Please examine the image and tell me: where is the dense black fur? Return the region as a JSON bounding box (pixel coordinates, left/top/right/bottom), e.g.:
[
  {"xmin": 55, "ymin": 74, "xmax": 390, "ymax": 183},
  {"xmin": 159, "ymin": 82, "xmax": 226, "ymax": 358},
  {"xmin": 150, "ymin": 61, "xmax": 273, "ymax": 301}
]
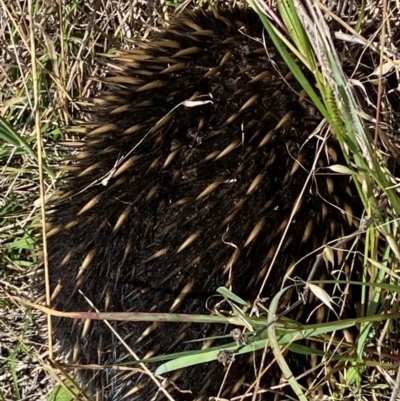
[{"xmin": 48, "ymin": 7, "xmax": 358, "ymax": 400}]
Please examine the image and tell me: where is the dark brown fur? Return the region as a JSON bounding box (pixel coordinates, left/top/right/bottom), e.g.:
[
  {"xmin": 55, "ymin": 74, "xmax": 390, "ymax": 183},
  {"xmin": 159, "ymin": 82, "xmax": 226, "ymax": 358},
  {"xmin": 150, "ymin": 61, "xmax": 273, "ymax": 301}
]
[{"xmin": 48, "ymin": 7, "xmax": 358, "ymax": 400}]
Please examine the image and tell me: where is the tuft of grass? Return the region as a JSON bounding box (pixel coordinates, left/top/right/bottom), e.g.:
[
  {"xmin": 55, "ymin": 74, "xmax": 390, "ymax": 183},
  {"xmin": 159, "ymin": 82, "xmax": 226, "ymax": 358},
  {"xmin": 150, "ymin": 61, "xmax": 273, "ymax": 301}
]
[
  {"xmin": 247, "ymin": 0, "xmax": 400, "ymax": 398},
  {"xmin": 0, "ymin": 0, "xmax": 179, "ymax": 399}
]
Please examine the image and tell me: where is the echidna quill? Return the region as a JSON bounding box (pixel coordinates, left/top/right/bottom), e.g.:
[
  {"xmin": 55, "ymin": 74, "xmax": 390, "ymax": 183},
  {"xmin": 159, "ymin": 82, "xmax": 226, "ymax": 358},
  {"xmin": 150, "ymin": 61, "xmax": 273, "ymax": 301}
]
[{"xmin": 47, "ymin": 6, "xmax": 359, "ymax": 401}]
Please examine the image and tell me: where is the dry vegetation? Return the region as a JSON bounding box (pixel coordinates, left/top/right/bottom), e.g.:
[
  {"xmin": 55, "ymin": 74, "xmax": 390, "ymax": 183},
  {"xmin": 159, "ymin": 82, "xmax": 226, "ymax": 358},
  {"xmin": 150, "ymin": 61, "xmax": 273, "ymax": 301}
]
[{"xmin": 1, "ymin": 0, "xmax": 400, "ymax": 400}]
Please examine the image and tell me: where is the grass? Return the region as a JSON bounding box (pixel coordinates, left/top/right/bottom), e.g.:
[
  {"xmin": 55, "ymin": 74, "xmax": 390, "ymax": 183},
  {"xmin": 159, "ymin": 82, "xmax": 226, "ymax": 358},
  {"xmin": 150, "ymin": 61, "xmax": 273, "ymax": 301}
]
[
  {"xmin": 1, "ymin": 0, "xmax": 400, "ymax": 400},
  {"xmin": 250, "ymin": 0, "xmax": 400, "ymax": 398},
  {"xmin": 1, "ymin": 1, "xmax": 173, "ymax": 399},
  {"xmin": 249, "ymin": 0, "xmax": 400, "ymax": 398}
]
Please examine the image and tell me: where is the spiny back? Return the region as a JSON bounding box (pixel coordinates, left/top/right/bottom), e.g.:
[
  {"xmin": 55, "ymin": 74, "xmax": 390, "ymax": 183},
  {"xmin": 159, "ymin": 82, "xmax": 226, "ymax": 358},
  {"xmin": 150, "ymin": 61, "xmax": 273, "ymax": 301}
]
[{"xmin": 47, "ymin": 7, "xmax": 357, "ymax": 400}]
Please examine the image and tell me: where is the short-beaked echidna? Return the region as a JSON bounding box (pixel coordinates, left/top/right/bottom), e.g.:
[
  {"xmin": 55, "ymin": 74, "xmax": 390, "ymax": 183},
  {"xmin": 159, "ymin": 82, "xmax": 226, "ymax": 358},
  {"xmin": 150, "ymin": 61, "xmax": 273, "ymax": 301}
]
[{"xmin": 47, "ymin": 6, "xmax": 359, "ymax": 401}]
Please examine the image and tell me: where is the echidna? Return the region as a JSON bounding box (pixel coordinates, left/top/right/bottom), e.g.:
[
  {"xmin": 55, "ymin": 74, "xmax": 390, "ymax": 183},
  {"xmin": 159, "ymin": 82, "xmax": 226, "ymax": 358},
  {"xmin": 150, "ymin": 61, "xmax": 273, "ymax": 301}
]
[{"xmin": 47, "ymin": 6, "xmax": 359, "ymax": 401}]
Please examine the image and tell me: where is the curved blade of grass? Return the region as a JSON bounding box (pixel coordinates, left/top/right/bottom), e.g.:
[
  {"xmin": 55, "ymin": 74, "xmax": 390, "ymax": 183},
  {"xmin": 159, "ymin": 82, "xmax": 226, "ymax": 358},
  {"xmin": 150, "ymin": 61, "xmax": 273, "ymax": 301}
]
[
  {"xmin": 267, "ymin": 285, "xmax": 307, "ymax": 401},
  {"xmin": 216, "ymin": 286, "xmax": 250, "ymax": 306},
  {"xmin": 0, "ymin": 117, "xmax": 54, "ymax": 177},
  {"xmin": 155, "ymin": 338, "xmax": 269, "ymax": 375}
]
